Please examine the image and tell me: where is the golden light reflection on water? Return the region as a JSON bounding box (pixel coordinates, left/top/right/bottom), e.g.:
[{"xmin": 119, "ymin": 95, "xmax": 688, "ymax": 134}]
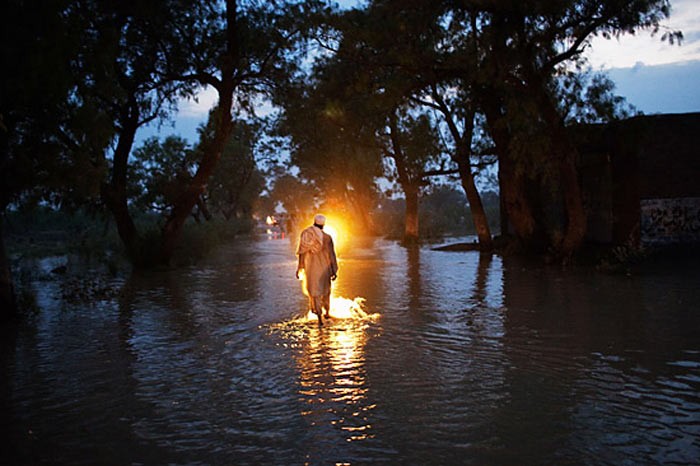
[
  {"xmin": 268, "ymin": 297, "xmax": 379, "ymax": 444},
  {"xmin": 302, "ymin": 296, "xmax": 375, "ymax": 322}
]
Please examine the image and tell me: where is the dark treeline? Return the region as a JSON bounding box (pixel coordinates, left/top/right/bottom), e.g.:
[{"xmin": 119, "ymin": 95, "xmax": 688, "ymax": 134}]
[
  {"xmin": 375, "ymin": 187, "xmax": 501, "ymax": 241},
  {"xmin": 1, "ymin": 0, "xmax": 681, "ymax": 318}
]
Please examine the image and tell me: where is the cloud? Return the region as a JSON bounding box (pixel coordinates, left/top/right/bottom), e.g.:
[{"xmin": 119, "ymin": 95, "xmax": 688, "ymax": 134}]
[
  {"xmin": 178, "ymin": 85, "xmax": 219, "ymax": 117},
  {"xmin": 585, "ymin": 0, "xmax": 700, "ymax": 69}
]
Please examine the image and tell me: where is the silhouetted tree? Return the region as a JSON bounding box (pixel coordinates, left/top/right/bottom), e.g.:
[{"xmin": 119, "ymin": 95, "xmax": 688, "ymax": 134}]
[
  {"xmin": 202, "ymin": 120, "xmax": 265, "ymax": 221},
  {"xmin": 336, "ymin": 0, "xmax": 678, "ymax": 259}
]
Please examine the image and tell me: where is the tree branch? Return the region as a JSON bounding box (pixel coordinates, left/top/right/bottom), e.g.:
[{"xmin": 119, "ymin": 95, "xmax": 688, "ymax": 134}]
[
  {"xmin": 542, "ymin": 16, "xmax": 610, "ymax": 71},
  {"xmin": 421, "ymin": 168, "xmax": 459, "ymax": 177},
  {"xmin": 172, "ymin": 72, "xmax": 222, "ymax": 91}
]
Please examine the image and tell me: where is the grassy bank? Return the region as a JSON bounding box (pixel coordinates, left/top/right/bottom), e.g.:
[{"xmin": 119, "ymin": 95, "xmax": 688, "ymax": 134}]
[{"xmin": 4, "ymin": 208, "xmax": 255, "ymax": 268}]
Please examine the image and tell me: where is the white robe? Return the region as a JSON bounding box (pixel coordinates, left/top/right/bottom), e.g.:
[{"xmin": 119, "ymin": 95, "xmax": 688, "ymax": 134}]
[{"xmin": 296, "ymin": 226, "xmax": 338, "ymax": 311}]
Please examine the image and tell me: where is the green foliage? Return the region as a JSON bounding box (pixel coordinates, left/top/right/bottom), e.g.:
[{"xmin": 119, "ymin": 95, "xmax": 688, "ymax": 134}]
[
  {"xmin": 130, "ymin": 136, "xmax": 196, "ymax": 213},
  {"xmin": 170, "ymin": 219, "xmax": 246, "ymax": 265},
  {"xmin": 419, "ymin": 185, "xmax": 470, "ymax": 239},
  {"xmin": 1, "ymin": 0, "xmax": 203, "ymax": 213},
  {"xmin": 198, "ymin": 118, "xmax": 265, "ymax": 221},
  {"xmin": 373, "ymin": 186, "xmax": 501, "ymax": 240},
  {"xmin": 4, "ymin": 208, "xmax": 120, "ymax": 259},
  {"xmin": 1, "ymin": 0, "xmax": 108, "ymax": 210},
  {"xmin": 129, "ymin": 114, "xmax": 265, "ymax": 227},
  {"xmin": 386, "ymin": 111, "xmax": 445, "ymax": 187},
  {"xmin": 269, "ymin": 173, "xmax": 318, "ymax": 231},
  {"xmin": 559, "ymin": 64, "xmax": 640, "ymax": 124},
  {"xmin": 276, "ymin": 77, "xmax": 383, "ymax": 207},
  {"xmin": 4, "ymin": 206, "xmax": 254, "ymax": 270}
]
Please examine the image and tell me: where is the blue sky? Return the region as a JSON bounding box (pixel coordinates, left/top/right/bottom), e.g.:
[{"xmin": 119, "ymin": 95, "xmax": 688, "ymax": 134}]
[
  {"xmin": 584, "ymin": 0, "xmax": 700, "ymax": 114},
  {"xmin": 138, "ymin": 0, "xmax": 700, "ymax": 145}
]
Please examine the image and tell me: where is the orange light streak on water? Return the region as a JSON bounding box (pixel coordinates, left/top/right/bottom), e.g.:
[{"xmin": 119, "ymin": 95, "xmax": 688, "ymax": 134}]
[{"xmin": 303, "ymin": 296, "xmax": 377, "ymax": 322}]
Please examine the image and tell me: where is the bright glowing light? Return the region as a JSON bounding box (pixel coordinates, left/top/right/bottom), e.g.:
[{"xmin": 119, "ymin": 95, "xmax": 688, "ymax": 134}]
[
  {"xmin": 266, "ymin": 215, "xmax": 275, "ymax": 225},
  {"xmin": 319, "ymin": 214, "xmax": 350, "ymax": 251},
  {"xmin": 304, "ymin": 296, "xmax": 378, "ymax": 322},
  {"xmin": 324, "ymin": 224, "xmax": 338, "ymax": 243},
  {"xmin": 297, "ymin": 269, "xmax": 309, "ymax": 299}
]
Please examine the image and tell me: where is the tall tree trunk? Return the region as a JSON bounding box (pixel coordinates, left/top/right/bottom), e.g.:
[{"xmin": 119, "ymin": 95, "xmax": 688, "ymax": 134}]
[
  {"xmin": 431, "ymin": 89, "xmax": 492, "ymax": 250},
  {"xmin": 457, "ymin": 161, "xmax": 492, "ymax": 250},
  {"xmin": 344, "ymin": 187, "xmax": 374, "ymax": 235},
  {"xmin": 159, "ymin": 103, "xmax": 233, "ymax": 262},
  {"xmin": 196, "ymin": 195, "xmax": 213, "ymax": 221},
  {"xmin": 387, "ymin": 112, "xmax": 420, "ymax": 243},
  {"xmin": 158, "ymin": 0, "xmax": 238, "ymax": 264},
  {"xmin": 529, "ymin": 78, "xmax": 586, "ymax": 258},
  {"xmin": 558, "ymin": 150, "xmax": 586, "ymax": 256},
  {"xmin": 481, "ymin": 95, "xmax": 539, "ymax": 248},
  {"xmin": 480, "ymin": 13, "xmax": 547, "ymax": 251},
  {"xmin": 404, "ymin": 184, "xmax": 419, "ymax": 243},
  {"xmin": 102, "ymin": 99, "xmax": 143, "ymax": 266}
]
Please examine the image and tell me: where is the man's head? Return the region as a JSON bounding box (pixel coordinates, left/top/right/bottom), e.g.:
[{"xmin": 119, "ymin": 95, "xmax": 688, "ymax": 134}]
[{"xmin": 313, "ymin": 214, "xmax": 326, "ymax": 229}]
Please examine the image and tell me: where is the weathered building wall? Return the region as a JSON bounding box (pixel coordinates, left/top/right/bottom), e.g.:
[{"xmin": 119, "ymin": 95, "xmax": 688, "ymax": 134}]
[
  {"xmin": 640, "ymin": 197, "xmax": 700, "ymax": 244},
  {"xmin": 577, "ymin": 112, "xmax": 700, "ymax": 246}
]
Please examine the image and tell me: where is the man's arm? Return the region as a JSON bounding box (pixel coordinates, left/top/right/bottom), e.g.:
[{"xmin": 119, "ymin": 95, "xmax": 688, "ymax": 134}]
[
  {"xmin": 296, "ymin": 253, "xmax": 304, "ymax": 279},
  {"xmin": 329, "ymin": 237, "xmax": 338, "ymax": 280}
]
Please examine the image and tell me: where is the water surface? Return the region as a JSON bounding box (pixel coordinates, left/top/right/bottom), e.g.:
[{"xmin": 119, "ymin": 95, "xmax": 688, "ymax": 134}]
[{"xmin": 2, "ymin": 237, "xmax": 699, "ymax": 465}]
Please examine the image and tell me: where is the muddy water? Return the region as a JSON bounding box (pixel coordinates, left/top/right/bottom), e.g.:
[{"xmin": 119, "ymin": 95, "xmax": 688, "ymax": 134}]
[{"xmin": 2, "ymin": 237, "xmax": 699, "ymax": 465}]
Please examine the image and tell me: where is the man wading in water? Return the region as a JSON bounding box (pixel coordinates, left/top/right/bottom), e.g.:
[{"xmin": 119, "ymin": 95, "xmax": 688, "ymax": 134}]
[{"xmin": 296, "ymin": 214, "xmax": 338, "ymax": 325}]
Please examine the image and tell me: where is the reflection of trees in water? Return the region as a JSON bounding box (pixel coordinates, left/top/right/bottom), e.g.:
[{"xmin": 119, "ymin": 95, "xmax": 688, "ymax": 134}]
[
  {"xmin": 359, "ymin": 249, "xmax": 510, "ymax": 463},
  {"xmin": 115, "ymin": 267, "xmax": 254, "ymax": 454},
  {"xmin": 114, "ymin": 276, "xmax": 177, "ymax": 463},
  {"xmin": 494, "ymin": 260, "xmax": 695, "ymax": 463},
  {"xmin": 406, "ymin": 245, "xmax": 422, "ymax": 308},
  {"xmin": 495, "ymin": 260, "xmax": 592, "ymax": 459},
  {"xmin": 470, "ymin": 252, "xmax": 492, "ymax": 306},
  {"xmin": 201, "ymin": 242, "xmax": 261, "ymax": 304},
  {"xmin": 328, "ymin": 236, "xmax": 388, "ymax": 316}
]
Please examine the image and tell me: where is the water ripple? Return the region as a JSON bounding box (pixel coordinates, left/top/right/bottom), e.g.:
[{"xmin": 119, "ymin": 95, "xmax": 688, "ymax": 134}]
[{"xmin": 4, "ymin": 239, "xmax": 700, "ymax": 465}]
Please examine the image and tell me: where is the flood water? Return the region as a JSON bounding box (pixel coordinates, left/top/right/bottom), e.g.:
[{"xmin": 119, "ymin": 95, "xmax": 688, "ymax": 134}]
[{"xmin": 2, "ymin": 236, "xmax": 700, "ymax": 465}]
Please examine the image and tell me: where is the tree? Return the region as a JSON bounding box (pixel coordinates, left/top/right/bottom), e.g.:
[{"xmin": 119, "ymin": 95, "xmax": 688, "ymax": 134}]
[
  {"xmin": 269, "ymin": 173, "xmax": 318, "ymax": 232},
  {"xmin": 203, "ymin": 120, "xmax": 265, "ymax": 222},
  {"xmin": 60, "ymin": 0, "xmax": 322, "ymax": 266},
  {"xmin": 130, "ymin": 136, "xmax": 196, "ymax": 215},
  {"xmin": 130, "ymin": 117, "xmax": 266, "ymax": 227},
  {"xmin": 49, "ymin": 0, "xmax": 202, "ymax": 266},
  {"xmin": 383, "ymin": 110, "xmax": 445, "ymax": 243},
  {"xmin": 274, "ymin": 78, "xmax": 384, "ymax": 235},
  {"xmin": 475, "ymin": 0, "xmax": 678, "ymax": 258},
  {"xmin": 277, "ymin": 5, "xmax": 463, "ymax": 243},
  {"xmin": 414, "ymin": 84, "xmax": 496, "ymax": 250},
  {"xmin": 420, "ymin": 184, "xmax": 469, "ymax": 238},
  {"xmin": 153, "ymin": 0, "xmax": 326, "ymax": 263},
  {"xmin": 343, "ymin": 0, "xmax": 678, "ymax": 259},
  {"xmin": 305, "ymin": 3, "xmax": 496, "ymax": 247},
  {"xmin": 1, "ymin": 0, "xmax": 99, "ymax": 318}
]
